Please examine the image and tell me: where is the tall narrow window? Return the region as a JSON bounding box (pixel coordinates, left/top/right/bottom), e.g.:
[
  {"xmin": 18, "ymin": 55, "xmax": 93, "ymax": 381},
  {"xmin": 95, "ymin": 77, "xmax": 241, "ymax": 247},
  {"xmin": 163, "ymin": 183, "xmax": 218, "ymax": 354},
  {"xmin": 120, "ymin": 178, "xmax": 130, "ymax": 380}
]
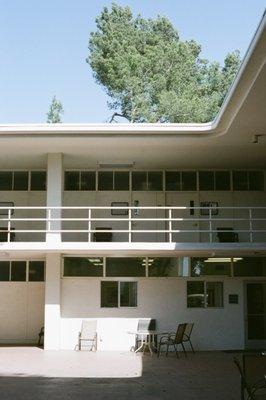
[
  {"xmin": 199, "ymin": 171, "xmax": 214, "ymax": 191},
  {"xmin": 147, "ymin": 172, "xmax": 163, "ymax": 191},
  {"xmin": 181, "ymin": 171, "xmax": 197, "ymax": 191},
  {"xmin": 132, "ymin": 172, "xmax": 147, "ymax": 190},
  {"xmin": 31, "ymin": 171, "xmax": 46, "ymax": 191},
  {"xmin": 98, "ymin": 171, "xmax": 113, "ymax": 190},
  {"xmin": 11, "ymin": 261, "xmax": 26, "ymax": 281},
  {"xmin": 101, "ymin": 281, "xmax": 118, "ymax": 307},
  {"xmin": 0, "ymin": 261, "xmax": 10, "ymax": 281},
  {"xmin": 114, "ymin": 171, "xmax": 129, "ymax": 190},
  {"xmin": 165, "ymin": 171, "xmax": 181, "ymax": 191},
  {"xmin": 13, "ymin": 171, "xmax": 29, "ymax": 190},
  {"xmin": 80, "ymin": 171, "xmax": 96, "ymax": 191},
  {"xmin": 0, "ymin": 172, "xmax": 12, "ymax": 190},
  {"xmin": 64, "ymin": 171, "xmax": 80, "ymax": 190},
  {"xmin": 28, "ymin": 261, "xmax": 45, "ymax": 282}
]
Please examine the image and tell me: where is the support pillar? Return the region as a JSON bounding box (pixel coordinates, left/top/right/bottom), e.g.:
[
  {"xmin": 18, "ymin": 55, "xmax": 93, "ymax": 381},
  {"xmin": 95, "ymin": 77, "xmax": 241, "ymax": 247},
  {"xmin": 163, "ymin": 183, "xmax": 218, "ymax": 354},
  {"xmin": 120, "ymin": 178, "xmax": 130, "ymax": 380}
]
[
  {"xmin": 44, "ymin": 253, "xmax": 61, "ymax": 349},
  {"xmin": 46, "ymin": 153, "xmax": 63, "ymax": 244}
]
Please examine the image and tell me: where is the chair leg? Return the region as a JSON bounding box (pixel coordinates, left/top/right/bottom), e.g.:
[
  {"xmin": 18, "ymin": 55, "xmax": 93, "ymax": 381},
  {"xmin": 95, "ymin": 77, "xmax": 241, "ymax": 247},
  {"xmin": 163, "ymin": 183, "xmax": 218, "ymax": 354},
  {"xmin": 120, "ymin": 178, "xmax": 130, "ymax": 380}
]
[
  {"xmin": 166, "ymin": 344, "xmax": 169, "ymax": 357},
  {"xmin": 181, "ymin": 343, "xmax": 187, "ymax": 357},
  {"xmin": 173, "ymin": 344, "xmax": 179, "ymax": 358},
  {"xmin": 157, "ymin": 343, "xmax": 161, "ymax": 358},
  {"xmin": 189, "ymin": 339, "xmax": 195, "ymax": 354}
]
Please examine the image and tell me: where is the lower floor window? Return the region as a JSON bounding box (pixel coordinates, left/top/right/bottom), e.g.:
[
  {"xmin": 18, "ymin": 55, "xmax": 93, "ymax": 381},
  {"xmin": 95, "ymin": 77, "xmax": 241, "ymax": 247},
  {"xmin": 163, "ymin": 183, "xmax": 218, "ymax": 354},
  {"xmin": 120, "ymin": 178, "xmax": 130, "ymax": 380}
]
[
  {"xmin": 101, "ymin": 281, "xmax": 137, "ymax": 308},
  {"xmin": 187, "ymin": 281, "xmax": 223, "ymax": 308}
]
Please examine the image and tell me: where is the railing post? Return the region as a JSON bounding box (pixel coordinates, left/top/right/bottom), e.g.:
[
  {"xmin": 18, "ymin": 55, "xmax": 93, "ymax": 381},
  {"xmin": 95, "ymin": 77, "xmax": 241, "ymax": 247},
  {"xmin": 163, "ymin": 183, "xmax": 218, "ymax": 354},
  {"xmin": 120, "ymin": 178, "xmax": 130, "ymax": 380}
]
[
  {"xmin": 88, "ymin": 208, "xmax": 91, "ymax": 242},
  {"xmin": 209, "ymin": 208, "xmax": 212, "ymax": 243},
  {"xmin": 169, "ymin": 209, "xmax": 172, "ymax": 243},
  {"xmin": 249, "ymin": 208, "xmax": 253, "ymax": 243},
  {"xmin": 128, "ymin": 209, "xmax": 132, "ymax": 242},
  {"xmin": 47, "ymin": 208, "xmax": 51, "ymax": 233},
  {"xmin": 7, "ymin": 208, "xmax": 11, "ymax": 242}
]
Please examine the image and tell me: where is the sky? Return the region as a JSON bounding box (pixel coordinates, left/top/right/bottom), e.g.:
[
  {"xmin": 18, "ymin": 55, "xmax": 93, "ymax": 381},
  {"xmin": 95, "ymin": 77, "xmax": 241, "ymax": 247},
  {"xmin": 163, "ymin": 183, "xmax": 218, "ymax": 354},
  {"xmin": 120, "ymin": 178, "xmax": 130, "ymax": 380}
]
[{"xmin": 0, "ymin": 0, "xmax": 265, "ymax": 124}]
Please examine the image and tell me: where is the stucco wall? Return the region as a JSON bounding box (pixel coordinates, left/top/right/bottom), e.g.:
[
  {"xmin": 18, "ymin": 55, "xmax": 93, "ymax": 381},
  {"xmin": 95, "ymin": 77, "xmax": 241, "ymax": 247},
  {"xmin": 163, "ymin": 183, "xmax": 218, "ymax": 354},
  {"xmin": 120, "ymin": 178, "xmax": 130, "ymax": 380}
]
[{"xmin": 60, "ymin": 277, "xmax": 244, "ymax": 351}]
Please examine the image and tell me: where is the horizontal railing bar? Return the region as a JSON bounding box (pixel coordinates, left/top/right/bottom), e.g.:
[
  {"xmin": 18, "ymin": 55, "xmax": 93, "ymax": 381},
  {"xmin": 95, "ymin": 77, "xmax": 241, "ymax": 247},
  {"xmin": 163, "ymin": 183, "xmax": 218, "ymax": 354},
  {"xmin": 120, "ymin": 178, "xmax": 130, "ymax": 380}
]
[
  {"xmin": 2, "ymin": 229, "xmax": 266, "ymax": 233},
  {"xmin": 1, "ymin": 217, "xmax": 266, "ymax": 222},
  {"xmin": 0, "ymin": 206, "xmax": 266, "ymax": 210}
]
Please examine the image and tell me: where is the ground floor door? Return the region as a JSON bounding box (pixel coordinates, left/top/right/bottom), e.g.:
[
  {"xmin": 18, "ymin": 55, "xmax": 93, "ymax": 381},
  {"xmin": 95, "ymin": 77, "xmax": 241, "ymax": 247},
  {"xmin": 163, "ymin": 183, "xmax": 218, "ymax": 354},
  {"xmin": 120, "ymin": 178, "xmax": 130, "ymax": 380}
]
[{"xmin": 245, "ymin": 282, "xmax": 266, "ymax": 349}]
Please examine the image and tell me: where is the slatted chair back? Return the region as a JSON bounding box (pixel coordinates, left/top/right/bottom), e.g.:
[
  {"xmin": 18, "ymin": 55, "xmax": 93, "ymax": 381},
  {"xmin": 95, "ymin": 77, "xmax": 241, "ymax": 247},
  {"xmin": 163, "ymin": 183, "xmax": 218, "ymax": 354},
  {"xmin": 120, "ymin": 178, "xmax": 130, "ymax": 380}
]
[
  {"xmin": 184, "ymin": 323, "xmax": 194, "ymax": 340},
  {"xmin": 174, "ymin": 323, "xmax": 187, "ymax": 344}
]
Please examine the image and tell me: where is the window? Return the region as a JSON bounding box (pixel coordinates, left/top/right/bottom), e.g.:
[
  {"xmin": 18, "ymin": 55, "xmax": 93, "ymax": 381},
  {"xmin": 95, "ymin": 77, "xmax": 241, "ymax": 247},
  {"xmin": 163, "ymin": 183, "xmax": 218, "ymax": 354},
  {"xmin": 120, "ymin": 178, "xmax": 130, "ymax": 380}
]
[
  {"xmin": 249, "ymin": 171, "xmax": 264, "ymax": 191},
  {"xmin": 132, "ymin": 172, "xmax": 147, "ymax": 190},
  {"xmin": 206, "ymin": 282, "xmax": 223, "ymax": 307},
  {"xmin": 28, "ymin": 261, "xmax": 45, "ymax": 281},
  {"xmin": 65, "ymin": 171, "xmax": 79, "ymax": 190},
  {"xmin": 187, "ymin": 281, "xmax": 223, "ymax": 308},
  {"xmin": 191, "ymin": 258, "xmax": 231, "ymax": 277},
  {"xmin": 148, "ymin": 258, "xmax": 179, "ymax": 277},
  {"xmin": 101, "ymin": 281, "xmax": 137, "ymax": 307},
  {"xmin": 98, "ymin": 171, "xmax": 113, "ymax": 190},
  {"xmin": 106, "ymin": 258, "xmax": 145, "ymax": 277},
  {"xmin": 64, "ymin": 257, "xmax": 103, "ymax": 277},
  {"xmin": 11, "ymin": 261, "xmax": 26, "ymax": 281},
  {"xmin": 199, "ymin": 171, "xmax": 214, "ymax": 191},
  {"xmin": 181, "ymin": 171, "xmax": 197, "ymax": 191},
  {"xmin": 0, "ymin": 172, "xmax": 12, "ymax": 190},
  {"xmin": 147, "ymin": 172, "xmax": 163, "ymax": 191},
  {"xmin": 114, "ymin": 172, "xmax": 129, "ymax": 190},
  {"xmin": 0, "ymin": 261, "xmax": 10, "ymax": 281},
  {"xmin": 165, "ymin": 171, "xmax": 181, "ymax": 191},
  {"xmin": 233, "ymin": 171, "xmax": 248, "ymax": 190},
  {"xmin": 80, "ymin": 171, "xmax": 96, "ymax": 191},
  {"xmin": 233, "ymin": 257, "xmax": 266, "ymax": 277},
  {"xmin": 30, "ymin": 171, "xmax": 46, "ymax": 191},
  {"xmin": 13, "ymin": 171, "xmax": 29, "ymax": 190},
  {"xmin": 215, "ymin": 171, "xmax": 231, "ymax": 190}
]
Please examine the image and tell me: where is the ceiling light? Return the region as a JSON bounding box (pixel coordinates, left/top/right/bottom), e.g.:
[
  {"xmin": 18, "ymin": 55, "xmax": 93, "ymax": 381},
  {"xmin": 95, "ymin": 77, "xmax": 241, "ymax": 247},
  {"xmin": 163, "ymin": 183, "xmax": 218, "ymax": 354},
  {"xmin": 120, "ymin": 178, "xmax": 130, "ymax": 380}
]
[
  {"xmin": 98, "ymin": 162, "xmax": 135, "ymax": 168},
  {"xmin": 205, "ymin": 257, "xmax": 243, "ymax": 263}
]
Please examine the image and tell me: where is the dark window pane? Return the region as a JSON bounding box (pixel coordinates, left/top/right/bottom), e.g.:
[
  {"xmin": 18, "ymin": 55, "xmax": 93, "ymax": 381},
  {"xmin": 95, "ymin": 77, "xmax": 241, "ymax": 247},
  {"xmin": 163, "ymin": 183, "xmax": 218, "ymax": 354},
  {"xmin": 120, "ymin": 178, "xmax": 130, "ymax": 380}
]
[
  {"xmin": 120, "ymin": 282, "xmax": 137, "ymax": 307},
  {"xmin": 249, "ymin": 171, "xmax": 264, "ymax": 191},
  {"xmin": 215, "ymin": 171, "xmax": 231, "ymax": 190},
  {"xmin": 98, "ymin": 171, "xmax": 113, "ymax": 190},
  {"xmin": 199, "ymin": 171, "xmax": 214, "ymax": 190},
  {"xmin": 233, "ymin": 257, "xmax": 266, "ymax": 277},
  {"xmin": 13, "ymin": 171, "xmax": 29, "ymax": 190},
  {"xmin": 0, "ymin": 261, "xmax": 10, "ymax": 281},
  {"xmin": 0, "ymin": 172, "xmax": 12, "ymax": 190},
  {"xmin": 187, "ymin": 281, "xmax": 204, "ymax": 307},
  {"xmin": 191, "ymin": 258, "xmax": 231, "ymax": 277},
  {"xmin": 206, "ymin": 282, "xmax": 223, "ymax": 307},
  {"xmin": 64, "ymin": 257, "xmax": 103, "ymax": 277},
  {"xmin": 80, "ymin": 171, "xmax": 96, "ymax": 191},
  {"xmin": 11, "ymin": 261, "xmax": 26, "ymax": 281},
  {"xmin": 114, "ymin": 172, "xmax": 129, "ymax": 190},
  {"xmin": 101, "ymin": 281, "xmax": 118, "ymax": 307},
  {"xmin": 181, "ymin": 171, "xmax": 197, "ymax": 191},
  {"xmin": 233, "ymin": 171, "xmax": 248, "ymax": 190},
  {"xmin": 28, "ymin": 261, "xmax": 45, "ymax": 281},
  {"xmin": 148, "ymin": 258, "xmax": 179, "ymax": 277},
  {"xmin": 165, "ymin": 171, "xmax": 181, "ymax": 191},
  {"xmin": 31, "ymin": 171, "xmax": 46, "ymax": 191},
  {"xmin": 65, "ymin": 171, "xmax": 79, "ymax": 190},
  {"xmin": 106, "ymin": 258, "xmax": 145, "ymax": 277},
  {"xmin": 147, "ymin": 172, "xmax": 163, "ymax": 191},
  {"xmin": 132, "ymin": 172, "xmax": 147, "ymax": 190}
]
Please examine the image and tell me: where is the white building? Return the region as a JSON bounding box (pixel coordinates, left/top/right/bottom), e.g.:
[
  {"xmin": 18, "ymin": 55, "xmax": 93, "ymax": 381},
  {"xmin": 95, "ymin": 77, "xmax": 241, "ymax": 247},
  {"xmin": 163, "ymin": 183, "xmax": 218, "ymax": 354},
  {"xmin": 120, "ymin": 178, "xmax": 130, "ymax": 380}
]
[{"xmin": 0, "ymin": 13, "xmax": 265, "ymax": 352}]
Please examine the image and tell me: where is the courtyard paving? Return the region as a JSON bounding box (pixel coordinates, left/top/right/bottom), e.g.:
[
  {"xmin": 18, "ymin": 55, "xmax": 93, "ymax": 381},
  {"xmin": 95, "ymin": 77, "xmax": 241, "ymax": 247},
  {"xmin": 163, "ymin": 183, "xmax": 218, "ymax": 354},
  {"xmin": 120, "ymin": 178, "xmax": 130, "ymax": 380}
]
[{"xmin": 0, "ymin": 347, "xmax": 240, "ymax": 400}]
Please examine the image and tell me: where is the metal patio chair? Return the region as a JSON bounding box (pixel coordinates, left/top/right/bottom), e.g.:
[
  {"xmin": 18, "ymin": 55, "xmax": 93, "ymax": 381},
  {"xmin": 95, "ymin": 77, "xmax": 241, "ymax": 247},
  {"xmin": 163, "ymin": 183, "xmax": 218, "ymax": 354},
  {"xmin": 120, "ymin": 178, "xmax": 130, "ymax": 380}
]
[
  {"xmin": 234, "ymin": 355, "xmax": 266, "ymax": 400},
  {"xmin": 183, "ymin": 322, "xmax": 195, "ymax": 353},
  {"xmin": 157, "ymin": 323, "xmax": 187, "ymax": 358},
  {"xmin": 78, "ymin": 320, "xmax": 97, "ymax": 351}
]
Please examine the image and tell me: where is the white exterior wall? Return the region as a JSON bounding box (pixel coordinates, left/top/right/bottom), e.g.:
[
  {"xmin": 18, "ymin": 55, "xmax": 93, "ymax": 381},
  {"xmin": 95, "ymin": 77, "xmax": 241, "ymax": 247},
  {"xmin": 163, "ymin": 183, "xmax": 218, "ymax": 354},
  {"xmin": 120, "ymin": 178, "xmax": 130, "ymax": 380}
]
[
  {"xmin": 60, "ymin": 276, "xmax": 244, "ymax": 351},
  {"xmin": 0, "ymin": 282, "xmax": 45, "ymax": 343}
]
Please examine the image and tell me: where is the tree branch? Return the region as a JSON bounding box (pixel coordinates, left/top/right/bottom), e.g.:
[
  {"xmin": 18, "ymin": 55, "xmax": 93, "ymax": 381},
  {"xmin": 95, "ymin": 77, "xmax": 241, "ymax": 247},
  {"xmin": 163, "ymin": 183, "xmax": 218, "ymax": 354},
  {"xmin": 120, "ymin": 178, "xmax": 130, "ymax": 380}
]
[{"xmin": 109, "ymin": 112, "xmax": 130, "ymax": 123}]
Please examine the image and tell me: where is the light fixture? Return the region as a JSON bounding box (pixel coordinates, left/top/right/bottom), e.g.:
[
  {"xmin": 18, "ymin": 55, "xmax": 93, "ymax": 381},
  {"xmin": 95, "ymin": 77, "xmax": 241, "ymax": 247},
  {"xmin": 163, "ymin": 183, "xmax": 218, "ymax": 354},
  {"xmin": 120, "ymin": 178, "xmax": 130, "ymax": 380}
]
[
  {"xmin": 205, "ymin": 257, "xmax": 243, "ymax": 263},
  {"xmin": 98, "ymin": 162, "xmax": 135, "ymax": 168}
]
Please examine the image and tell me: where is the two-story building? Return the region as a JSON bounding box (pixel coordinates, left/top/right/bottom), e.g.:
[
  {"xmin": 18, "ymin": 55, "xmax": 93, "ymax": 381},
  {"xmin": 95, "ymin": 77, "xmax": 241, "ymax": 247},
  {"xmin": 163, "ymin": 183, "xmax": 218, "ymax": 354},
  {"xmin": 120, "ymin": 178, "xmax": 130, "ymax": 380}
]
[{"xmin": 0, "ymin": 12, "xmax": 265, "ymax": 352}]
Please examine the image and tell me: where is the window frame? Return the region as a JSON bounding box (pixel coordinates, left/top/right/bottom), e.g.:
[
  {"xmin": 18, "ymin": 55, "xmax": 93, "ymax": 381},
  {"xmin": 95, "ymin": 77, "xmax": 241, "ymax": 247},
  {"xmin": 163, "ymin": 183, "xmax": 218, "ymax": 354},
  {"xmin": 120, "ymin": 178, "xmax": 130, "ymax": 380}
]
[
  {"xmin": 100, "ymin": 280, "xmax": 138, "ymax": 308},
  {"xmin": 187, "ymin": 280, "xmax": 224, "ymax": 309},
  {"xmin": 0, "ymin": 260, "xmax": 45, "ymax": 282}
]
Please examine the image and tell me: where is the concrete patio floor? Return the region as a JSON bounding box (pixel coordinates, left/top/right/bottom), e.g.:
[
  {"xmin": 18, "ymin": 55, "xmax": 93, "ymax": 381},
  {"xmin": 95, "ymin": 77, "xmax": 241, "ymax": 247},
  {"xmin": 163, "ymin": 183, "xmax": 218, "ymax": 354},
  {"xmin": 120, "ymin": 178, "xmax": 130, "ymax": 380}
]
[{"xmin": 0, "ymin": 347, "xmax": 240, "ymax": 400}]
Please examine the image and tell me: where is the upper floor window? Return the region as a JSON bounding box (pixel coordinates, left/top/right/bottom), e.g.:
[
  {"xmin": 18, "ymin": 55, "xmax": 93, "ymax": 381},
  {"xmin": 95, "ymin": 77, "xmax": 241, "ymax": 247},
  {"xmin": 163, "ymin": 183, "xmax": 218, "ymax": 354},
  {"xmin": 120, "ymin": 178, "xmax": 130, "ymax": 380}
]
[
  {"xmin": 132, "ymin": 171, "xmax": 163, "ymax": 191},
  {"xmin": 0, "ymin": 171, "xmax": 46, "ymax": 191},
  {"xmin": 233, "ymin": 171, "xmax": 264, "ymax": 191}
]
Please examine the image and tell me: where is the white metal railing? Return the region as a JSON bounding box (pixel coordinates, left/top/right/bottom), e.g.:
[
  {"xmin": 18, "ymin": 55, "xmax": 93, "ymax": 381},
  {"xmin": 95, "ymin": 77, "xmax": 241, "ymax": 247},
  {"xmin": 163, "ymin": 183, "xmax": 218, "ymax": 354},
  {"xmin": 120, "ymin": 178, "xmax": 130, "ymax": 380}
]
[{"xmin": 0, "ymin": 205, "xmax": 266, "ymax": 243}]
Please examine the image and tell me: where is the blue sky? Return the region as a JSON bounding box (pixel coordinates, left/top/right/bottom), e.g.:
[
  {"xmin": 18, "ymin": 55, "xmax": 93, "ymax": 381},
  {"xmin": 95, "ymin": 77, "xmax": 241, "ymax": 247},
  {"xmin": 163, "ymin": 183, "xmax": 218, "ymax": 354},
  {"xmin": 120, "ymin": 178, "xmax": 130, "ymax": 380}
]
[{"xmin": 0, "ymin": 1, "xmax": 265, "ymax": 123}]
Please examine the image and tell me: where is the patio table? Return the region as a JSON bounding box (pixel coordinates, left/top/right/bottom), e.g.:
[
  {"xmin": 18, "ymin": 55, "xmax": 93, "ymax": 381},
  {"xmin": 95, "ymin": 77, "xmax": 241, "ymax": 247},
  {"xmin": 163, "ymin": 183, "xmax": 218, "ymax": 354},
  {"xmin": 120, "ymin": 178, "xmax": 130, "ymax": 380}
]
[{"xmin": 128, "ymin": 330, "xmax": 169, "ymax": 356}]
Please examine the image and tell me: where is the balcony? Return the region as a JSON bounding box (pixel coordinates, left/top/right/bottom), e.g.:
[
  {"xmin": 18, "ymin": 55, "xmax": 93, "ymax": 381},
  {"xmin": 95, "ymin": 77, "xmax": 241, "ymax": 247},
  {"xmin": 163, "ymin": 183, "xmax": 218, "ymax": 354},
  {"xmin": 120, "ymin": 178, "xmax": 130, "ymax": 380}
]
[{"xmin": 0, "ymin": 205, "xmax": 265, "ymax": 253}]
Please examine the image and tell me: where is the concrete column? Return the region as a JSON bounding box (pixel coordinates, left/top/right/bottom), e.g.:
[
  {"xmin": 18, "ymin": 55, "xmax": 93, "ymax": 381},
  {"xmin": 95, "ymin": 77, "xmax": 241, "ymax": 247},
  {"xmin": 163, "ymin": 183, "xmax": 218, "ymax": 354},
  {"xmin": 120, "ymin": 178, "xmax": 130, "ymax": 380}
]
[
  {"xmin": 46, "ymin": 153, "xmax": 63, "ymax": 244},
  {"xmin": 44, "ymin": 253, "xmax": 61, "ymax": 349}
]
